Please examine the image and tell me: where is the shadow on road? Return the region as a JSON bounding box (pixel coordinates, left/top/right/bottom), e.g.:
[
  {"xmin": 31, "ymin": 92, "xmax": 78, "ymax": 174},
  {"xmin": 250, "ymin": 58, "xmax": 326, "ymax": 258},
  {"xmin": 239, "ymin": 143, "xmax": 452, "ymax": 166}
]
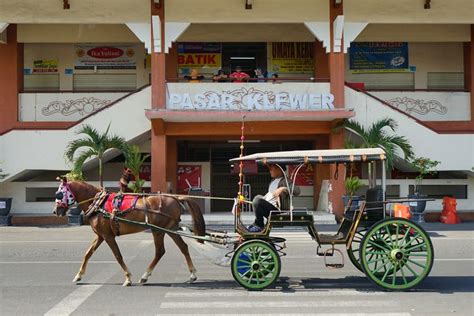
[{"xmin": 138, "ymin": 276, "xmax": 474, "ymax": 293}]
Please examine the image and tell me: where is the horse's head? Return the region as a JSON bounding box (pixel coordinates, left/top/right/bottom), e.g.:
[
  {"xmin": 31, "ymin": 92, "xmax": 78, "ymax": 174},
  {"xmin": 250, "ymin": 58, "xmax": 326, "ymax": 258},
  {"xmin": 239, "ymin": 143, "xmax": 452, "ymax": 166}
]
[{"xmin": 53, "ymin": 176, "xmax": 77, "ymax": 216}]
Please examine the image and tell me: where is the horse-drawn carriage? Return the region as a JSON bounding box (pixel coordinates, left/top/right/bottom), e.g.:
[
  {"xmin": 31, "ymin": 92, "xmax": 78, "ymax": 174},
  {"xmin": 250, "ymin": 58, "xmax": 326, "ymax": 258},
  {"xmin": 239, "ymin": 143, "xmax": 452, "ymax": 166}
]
[{"xmin": 54, "ymin": 147, "xmax": 434, "ymax": 291}]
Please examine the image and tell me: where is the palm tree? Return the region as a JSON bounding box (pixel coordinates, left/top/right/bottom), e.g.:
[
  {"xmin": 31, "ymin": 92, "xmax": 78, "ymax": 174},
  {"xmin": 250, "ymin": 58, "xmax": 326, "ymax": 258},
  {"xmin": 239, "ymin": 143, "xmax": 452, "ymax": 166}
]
[
  {"xmin": 124, "ymin": 145, "xmax": 150, "ymax": 193},
  {"xmin": 65, "ymin": 124, "xmax": 128, "ymax": 187},
  {"xmin": 341, "ymin": 118, "xmax": 414, "ymax": 187}
]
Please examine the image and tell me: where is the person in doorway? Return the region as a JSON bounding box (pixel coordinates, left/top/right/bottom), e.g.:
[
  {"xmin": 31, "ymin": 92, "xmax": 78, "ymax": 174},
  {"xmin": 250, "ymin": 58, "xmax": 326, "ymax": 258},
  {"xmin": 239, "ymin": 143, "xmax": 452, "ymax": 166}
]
[
  {"xmin": 253, "ymin": 68, "xmax": 266, "ymax": 82},
  {"xmin": 247, "ymin": 164, "xmax": 300, "ymax": 232},
  {"xmin": 271, "ymin": 73, "xmax": 281, "ymax": 84},
  {"xmin": 184, "ymin": 69, "xmax": 204, "ymax": 83},
  {"xmin": 212, "ymin": 69, "xmax": 228, "ymax": 82},
  {"xmin": 229, "ymin": 66, "xmax": 250, "ymax": 82}
]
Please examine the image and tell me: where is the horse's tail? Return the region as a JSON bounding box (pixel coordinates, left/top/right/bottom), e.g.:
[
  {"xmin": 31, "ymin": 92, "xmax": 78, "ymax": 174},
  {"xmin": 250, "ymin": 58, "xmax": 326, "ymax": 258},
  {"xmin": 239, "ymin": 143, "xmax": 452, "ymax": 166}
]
[{"xmin": 179, "ymin": 198, "xmax": 206, "ymax": 242}]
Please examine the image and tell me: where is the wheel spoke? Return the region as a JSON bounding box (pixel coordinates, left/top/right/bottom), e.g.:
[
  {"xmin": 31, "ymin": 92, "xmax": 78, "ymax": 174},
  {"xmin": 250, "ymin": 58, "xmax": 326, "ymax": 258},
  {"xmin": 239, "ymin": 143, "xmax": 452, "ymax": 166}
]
[
  {"xmin": 400, "ymin": 264, "xmax": 408, "ymax": 284},
  {"xmin": 367, "ymin": 240, "xmax": 391, "ymax": 252},
  {"xmin": 237, "ymin": 258, "xmax": 251, "ymax": 264},
  {"xmin": 404, "ymin": 243, "xmax": 427, "ymax": 252},
  {"xmin": 404, "ymin": 261, "xmax": 420, "ymax": 277},
  {"xmin": 406, "ymin": 258, "xmax": 426, "ymax": 268}
]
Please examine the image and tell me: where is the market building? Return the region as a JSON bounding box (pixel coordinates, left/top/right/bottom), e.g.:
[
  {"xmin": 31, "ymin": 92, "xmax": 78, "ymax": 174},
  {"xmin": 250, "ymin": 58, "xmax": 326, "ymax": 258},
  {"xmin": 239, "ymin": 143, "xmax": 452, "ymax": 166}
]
[{"xmin": 0, "ymin": 0, "xmax": 473, "ymax": 222}]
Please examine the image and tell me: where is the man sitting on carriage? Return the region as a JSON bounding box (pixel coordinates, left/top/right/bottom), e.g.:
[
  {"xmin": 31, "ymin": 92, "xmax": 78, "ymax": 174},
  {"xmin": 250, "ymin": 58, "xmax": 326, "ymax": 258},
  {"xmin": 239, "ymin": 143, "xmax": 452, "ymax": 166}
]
[{"xmin": 248, "ymin": 163, "xmax": 300, "ymax": 232}]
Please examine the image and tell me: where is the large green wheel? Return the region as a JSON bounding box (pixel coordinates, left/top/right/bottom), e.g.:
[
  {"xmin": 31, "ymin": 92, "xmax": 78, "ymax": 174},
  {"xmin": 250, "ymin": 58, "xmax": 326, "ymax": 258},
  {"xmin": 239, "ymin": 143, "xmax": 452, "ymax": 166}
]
[
  {"xmin": 231, "ymin": 240, "xmax": 281, "ymax": 291},
  {"xmin": 360, "ymin": 218, "xmax": 434, "ymax": 290},
  {"xmin": 347, "ymin": 226, "xmax": 368, "ymax": 272}
]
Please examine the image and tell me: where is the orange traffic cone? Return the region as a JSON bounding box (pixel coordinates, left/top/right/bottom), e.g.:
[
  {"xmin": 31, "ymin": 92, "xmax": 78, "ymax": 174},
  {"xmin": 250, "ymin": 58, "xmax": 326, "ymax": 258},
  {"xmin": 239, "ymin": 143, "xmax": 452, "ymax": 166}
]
[
  {"xmin": 393, "ymin": 203, "xmax": 412, "ymax": 219},
  {"xmin": 440, "ymin": 197, "xmax": 461, "ymax": 224}
]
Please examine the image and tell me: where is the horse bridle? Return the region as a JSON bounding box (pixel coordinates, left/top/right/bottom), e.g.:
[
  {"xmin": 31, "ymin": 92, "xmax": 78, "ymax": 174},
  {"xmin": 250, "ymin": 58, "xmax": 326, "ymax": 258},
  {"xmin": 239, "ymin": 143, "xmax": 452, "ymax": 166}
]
[{"xmin": 55, "ymin": 181, "xmax": 77, "ymax": 209}]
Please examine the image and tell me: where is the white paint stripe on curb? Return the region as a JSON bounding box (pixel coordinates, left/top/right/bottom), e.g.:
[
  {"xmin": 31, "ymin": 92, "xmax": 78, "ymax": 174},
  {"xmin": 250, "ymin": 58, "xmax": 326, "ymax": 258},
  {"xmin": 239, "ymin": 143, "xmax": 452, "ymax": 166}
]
[{"xmin": 165, "ymin": 289, "xmax": 385, "ymax": 298}]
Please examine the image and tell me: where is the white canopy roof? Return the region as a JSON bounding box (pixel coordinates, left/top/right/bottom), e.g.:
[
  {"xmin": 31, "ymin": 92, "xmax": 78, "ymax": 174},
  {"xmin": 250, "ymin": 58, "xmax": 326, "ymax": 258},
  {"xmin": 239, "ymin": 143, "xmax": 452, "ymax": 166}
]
[{"xmin": 231, "ymin": 148, "xmax": 386, "ymax": 162}]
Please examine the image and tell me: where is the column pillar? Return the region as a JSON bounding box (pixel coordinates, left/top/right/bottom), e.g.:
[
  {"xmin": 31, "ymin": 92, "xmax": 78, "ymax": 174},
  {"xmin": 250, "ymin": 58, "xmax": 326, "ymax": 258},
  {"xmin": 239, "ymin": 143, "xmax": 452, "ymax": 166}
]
[
  {"xmin": 314, "ymin": 39, "xmax": 329, "ymax": 80},
  {"xmin": 151, "ymin": 119, "xmax": 167, "ymax": 192},
  {"xmin": 0, "ymin": 24, "xmax": 23, "ymax": 134},
  {"xmin": 464, "ymin": 25, "xmax": 474, "ymax": 126},
  {"xmin": 328, "ymin": 0, "xmax": 345, "ymax": 218},
  {"xmin": 166, "ymin": 42, "xmax": 178, "ymax": 82}
]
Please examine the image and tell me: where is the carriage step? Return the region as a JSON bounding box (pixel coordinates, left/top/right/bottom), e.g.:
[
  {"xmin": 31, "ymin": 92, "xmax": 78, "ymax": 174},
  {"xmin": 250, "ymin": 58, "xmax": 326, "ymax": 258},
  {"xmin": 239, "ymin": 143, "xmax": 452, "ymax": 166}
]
[
  {"xmin": 318, "ymin": 232, "xmax": 346, "ymax": 244},
  {"xmin": 326, "ymin": 263, "xmax": 344, "ymax": 269}
]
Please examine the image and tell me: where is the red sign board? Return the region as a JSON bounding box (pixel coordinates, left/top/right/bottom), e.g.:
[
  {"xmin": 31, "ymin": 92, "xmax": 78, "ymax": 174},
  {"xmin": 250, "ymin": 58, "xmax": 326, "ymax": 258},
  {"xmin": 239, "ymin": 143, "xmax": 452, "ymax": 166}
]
[
  {"xmin": 87, "ymin": 47, "xmax": 124, "ymax": 59},
  {"xmin": 288, "ymin": 164, "xmax": 314, "ymax": 186},
  {"xmin": 177, "ymin": 165, "xmax": 202, "ymax": 194}
]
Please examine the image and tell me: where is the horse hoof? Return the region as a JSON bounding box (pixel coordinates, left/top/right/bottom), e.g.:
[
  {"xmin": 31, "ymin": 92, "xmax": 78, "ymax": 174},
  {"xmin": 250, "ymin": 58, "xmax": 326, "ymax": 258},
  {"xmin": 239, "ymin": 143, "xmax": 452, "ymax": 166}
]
[
  {"xmin": 139, "ymin": 278, "xmax": 148, "ymax": 284},
  {"xmin": 122, "ymin": 280, "xmax": 132, "ymax": 287},
  {"xmin": 72, "ymin": 275, "xmax": 82, "ymax": 283}
]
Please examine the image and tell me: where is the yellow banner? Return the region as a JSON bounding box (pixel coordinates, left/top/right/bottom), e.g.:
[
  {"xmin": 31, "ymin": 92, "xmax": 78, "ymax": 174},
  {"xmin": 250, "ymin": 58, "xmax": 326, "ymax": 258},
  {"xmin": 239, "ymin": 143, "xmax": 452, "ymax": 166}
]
[
  {"xmin": 269, "ymin": 43, "xmax": 313, "ymax": 74},
  {"xmin": 178, "ymin": 53, "xmax": 222, "ymax": 68}
]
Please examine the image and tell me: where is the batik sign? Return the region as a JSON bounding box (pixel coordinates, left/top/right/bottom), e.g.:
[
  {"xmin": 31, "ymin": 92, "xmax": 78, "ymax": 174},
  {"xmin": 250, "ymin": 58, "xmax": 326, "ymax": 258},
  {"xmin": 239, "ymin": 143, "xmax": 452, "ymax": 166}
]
[
  {"xmin": 350, "ymin": 42, "xmax": 409, "ymax": 73},
  {"xmin": 75, "ymin": 45, "xmax": 136, "ymax": 70},
  {"xmin": 178, "ymin": 43, "xmax": 222, "ymax": 70}
]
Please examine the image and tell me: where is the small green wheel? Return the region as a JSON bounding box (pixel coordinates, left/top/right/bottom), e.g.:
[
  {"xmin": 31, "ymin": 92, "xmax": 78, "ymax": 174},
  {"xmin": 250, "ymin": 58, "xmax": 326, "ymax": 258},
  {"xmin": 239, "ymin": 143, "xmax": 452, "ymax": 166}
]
[
  {"xmin": 360, "ymin": 218, "xmax": 434, "ymax": 290},
  {"xmin": 231, "ymin": 240, "xmax": 281, "ymax": 290}
]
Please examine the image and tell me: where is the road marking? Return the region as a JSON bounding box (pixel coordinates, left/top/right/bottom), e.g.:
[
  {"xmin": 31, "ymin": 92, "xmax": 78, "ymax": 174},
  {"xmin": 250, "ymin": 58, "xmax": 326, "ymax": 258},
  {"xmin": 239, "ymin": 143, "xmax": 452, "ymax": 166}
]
[
  {"xmin": 165, "ymin": 289, "xmax": 386, "ymax": 298},
  {"xmin": 0, "ymin": 240, "xmax": 148, "ymax": 243},
  {"xmin": 44, "ymin": 285, "xmax": 101, "ymax": 316},
  {"xmin": 44, "ymin": 240, "xmax": 150, "ymax": 316},
  {"xmin": 158, "ymin": 314, "xmax": 411, "ymax": 316},
  {"xmin": 0, "ymin": 261, "xmax": 120, "ymax": 264},
  {"xmin": 160, "ymin": 300, "xmax": 395, "ymax": 309}
]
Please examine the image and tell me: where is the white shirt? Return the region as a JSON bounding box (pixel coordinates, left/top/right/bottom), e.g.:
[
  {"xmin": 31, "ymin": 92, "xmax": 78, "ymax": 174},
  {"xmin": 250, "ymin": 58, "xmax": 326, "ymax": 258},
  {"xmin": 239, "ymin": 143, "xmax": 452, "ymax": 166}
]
[{"xmin": 264, "ymin": 177, "xmax": 282, "ymax": 207}]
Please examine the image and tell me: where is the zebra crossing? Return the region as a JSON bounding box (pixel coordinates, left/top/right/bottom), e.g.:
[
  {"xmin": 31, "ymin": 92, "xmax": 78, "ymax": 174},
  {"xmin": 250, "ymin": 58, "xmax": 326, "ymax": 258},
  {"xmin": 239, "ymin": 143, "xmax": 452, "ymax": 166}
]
[{"xmin": 156, "ymin": 286, "xmax": 409, "ymax": 315}]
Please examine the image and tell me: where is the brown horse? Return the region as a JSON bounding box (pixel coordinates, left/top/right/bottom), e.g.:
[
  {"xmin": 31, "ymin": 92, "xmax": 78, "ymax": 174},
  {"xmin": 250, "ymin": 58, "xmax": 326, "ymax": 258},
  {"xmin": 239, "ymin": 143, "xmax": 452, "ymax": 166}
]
[{"xmin": 53, "ymin": 177, "xmax": 206, "ymax": 286}]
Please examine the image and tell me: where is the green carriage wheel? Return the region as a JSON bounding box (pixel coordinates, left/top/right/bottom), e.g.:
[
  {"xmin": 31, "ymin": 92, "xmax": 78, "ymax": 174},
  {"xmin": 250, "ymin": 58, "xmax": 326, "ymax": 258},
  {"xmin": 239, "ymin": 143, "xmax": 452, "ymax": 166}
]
[
  {"xmin": 348, "ymin": 226, "xmax": 405, "ymax": 277},
  {"xmin": 360, "ymin": 218, "xmax": 434, "ymax": 290},
  {"xmin": 347, "ymin": 226, "xmax": 368, "ymax": 272},
  {"xmin": 231, "ymin": 240, "xmax": 281, "ymax": 291}
]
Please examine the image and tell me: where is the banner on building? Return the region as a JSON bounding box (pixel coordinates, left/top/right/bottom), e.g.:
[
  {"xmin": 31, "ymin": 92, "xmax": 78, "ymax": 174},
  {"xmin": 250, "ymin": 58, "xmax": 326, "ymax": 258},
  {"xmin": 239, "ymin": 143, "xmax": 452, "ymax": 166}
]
[
  {"xmin": 177, "ymin": 165, "xmax": 202, "ymax": 194},
  {"xmin": 33, "ymin": 59, "xmax": 58, "ymax": 73},
  {"xmin": 75, "ymin": 45, "xmax": 137, "ymax": 70},
  {"xmin": 349, "ymin": 42, "xmax": 409, "ymax": 73},
  {"xmin": 178, "ymin": 43, "xmax": 222, "ymax": 73},
  {"xmin": 288, "ymin": 164, "xmax": 314, "ymax": 186},
  {"xmin": 268, "ymin": 42, "xmax": 313, "ymax": 74}
]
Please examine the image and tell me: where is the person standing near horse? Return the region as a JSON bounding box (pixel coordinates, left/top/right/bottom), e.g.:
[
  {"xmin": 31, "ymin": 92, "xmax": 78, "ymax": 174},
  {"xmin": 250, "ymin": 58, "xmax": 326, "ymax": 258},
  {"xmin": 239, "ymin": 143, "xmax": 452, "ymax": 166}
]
[{"xmin": 248, "ymin": 164, "xmax": 300, "ymax": 232}]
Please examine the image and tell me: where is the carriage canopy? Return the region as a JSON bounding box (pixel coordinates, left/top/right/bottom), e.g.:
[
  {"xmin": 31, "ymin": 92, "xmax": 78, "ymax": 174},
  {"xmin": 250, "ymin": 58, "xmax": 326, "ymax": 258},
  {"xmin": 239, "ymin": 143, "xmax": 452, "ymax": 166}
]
[{"xmin": 230, "ymin": 148, "xmax": 386, "ymax": 165}]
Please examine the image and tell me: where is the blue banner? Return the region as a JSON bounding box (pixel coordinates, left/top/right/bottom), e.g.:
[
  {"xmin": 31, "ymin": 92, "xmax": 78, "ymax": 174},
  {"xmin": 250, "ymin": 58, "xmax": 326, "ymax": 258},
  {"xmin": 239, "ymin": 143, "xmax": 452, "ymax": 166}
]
[{"xmin": 349, "ymin": 42, "xmax": 409, "ymax": 73}]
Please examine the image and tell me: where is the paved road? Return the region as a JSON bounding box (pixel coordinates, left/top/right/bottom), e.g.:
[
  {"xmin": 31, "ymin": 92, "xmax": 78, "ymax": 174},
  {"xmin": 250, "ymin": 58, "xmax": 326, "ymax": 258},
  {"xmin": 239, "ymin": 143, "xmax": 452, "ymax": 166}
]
[{"xmin": 1, "ymin": 224, "xmax": 473, "ymax": 315}]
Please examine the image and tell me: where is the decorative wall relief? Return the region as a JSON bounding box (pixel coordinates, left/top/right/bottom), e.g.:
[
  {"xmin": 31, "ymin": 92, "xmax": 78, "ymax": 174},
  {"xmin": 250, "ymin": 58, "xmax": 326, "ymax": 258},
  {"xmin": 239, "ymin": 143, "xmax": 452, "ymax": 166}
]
[
  {"xmin": 41, "ymin": 97, "xmax": 111, "ymax": 117},
  {"xmin": 386, "ymin": 97, "xmax": 447, "ymax": 116}
]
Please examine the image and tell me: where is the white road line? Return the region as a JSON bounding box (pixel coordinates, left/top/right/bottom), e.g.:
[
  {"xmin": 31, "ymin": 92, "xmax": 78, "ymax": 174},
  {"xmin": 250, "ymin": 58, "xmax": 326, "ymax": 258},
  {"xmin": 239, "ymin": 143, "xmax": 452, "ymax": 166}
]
[
  {"xmin": 44, "ymin": 285, "xmax": 101, "ymax": 316},
  {"xmin": 157, "ymin": 314, "xmax": 411, "ymax": 316},
  {"xmin": 0, "ymin": 261, "xmax": 119, "ymax": 264},
  {"xmin": 44, "ymin": 240, "xmax": 150, "ymax": 316},
  {"xmin": 165, "ymin": 289, "xmax": 385, "ymax": 298},
  {"xmin": 0, "ymin": 240, "xmax": 148, "ymax": 243},
  {"xmin": 159, "ymin": 300, "xmax": 395, "ymax": 309}
]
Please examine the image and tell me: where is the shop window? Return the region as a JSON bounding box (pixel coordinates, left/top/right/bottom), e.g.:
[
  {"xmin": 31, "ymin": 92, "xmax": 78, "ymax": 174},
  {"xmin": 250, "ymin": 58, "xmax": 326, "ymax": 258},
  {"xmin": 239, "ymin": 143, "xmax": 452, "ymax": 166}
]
[
  {"xmin": 24, "ymin": 74, "xmax": 60, "ymax": 91},
  {"xmin": 25, "ymin": 187, "xmax": 57, "ymax": 202},
  {"xmin": 408, "ymin": 185, "xmax": 467, "ymax": 199},
  {"xmin": 352, "ymin": 73, "xmax": 415, "ymax": 90},
  {"xmin": 73, "ymin": 74, "xmax": 137, "ymax": 91},
  {"xmin": 427, "ymin": 72, "xmax": 464, "ymax": 90}
]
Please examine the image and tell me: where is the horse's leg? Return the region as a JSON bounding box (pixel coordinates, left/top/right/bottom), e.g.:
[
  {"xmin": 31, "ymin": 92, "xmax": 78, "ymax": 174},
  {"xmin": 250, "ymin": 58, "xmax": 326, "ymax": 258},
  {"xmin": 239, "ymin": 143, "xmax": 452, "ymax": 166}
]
[
  {"xmin": 139, "ymin": 232, "xmax": 165, "ymax": 284},
  {"xmin": 105, "ymin": 238, "xmax": 133, "ymax": 286},
  {"xmin": 168, "ymin": 234, "xmax": 197, "ymax": 283},
  {"xmin": 73, "ymin": 235, "xmax": 104, "ymax": 282}
]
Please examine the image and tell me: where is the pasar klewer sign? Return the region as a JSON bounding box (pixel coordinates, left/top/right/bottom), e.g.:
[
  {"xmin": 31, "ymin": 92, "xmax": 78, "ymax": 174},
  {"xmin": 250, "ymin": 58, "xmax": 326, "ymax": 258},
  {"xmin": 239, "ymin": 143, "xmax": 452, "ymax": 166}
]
[
  {"xmin": 75, "ymin": 45, "xmax": 137, "ymax": 70},
  {"xmin": 167, "ymin": 83, "xmax": 334, "ymax": 110}
]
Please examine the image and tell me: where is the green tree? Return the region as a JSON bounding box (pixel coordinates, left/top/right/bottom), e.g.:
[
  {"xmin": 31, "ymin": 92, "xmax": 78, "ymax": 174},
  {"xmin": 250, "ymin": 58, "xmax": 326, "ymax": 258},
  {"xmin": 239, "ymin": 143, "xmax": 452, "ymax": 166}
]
[
  {"xmin": 124, "ymin": 145, "xmax": 150, "ymax": 193},
  {"xmin": 341, "ymin": 118, "xmax": 414, "ymax": 187},
  {"xmin": 65, "ymin": 124, "xmax": 128, "ymax": 187}
]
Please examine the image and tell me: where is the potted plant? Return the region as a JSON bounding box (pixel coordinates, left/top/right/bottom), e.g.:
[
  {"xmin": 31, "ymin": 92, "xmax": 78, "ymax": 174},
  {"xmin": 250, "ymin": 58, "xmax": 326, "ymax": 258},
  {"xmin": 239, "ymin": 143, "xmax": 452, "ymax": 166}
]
[
  {"xmin": 0, "ymin": 165, "xmax": 12, "ymax": 219},
  {"xmin": 342, "ymin": 176, "xmax": 363, "ymax": 217},
  {"xmin": 408, "ymin": 157, "xmax": 440, "ymax": 222}
]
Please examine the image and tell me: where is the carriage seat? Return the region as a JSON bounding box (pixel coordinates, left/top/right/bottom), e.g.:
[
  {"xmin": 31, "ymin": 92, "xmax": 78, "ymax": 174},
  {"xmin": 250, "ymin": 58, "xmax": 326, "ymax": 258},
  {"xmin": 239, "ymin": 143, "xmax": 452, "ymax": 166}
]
[{"xmin": 362, "ymin": 187, "xmax": 384, "ymax": 222}]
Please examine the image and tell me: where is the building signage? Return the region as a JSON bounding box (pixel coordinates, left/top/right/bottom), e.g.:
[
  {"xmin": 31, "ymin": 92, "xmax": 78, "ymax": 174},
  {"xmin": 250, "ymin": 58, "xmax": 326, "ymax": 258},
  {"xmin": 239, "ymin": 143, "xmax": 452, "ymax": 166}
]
[
  {"xmin": 167, "ymin": 83, "xmax": 334, "ymax": 110},
  {"xmin": 178, "ymin": 43, "xmax": 222, "ymax": 73},
  {"xmin": 349, "ymin": 42, "xmax": 409, "ymax": 73},
  {"xmin": 268, "ymin": 42, "xmax": 314, "ymax": 74},
  {"xmin": 177, "ymin": 165, "xmax": 202, "ymax": 194},
  {"xmin": 33, "ymin": 59, "xmax": 58, "ymax": 73},
  {"xmin": 74, "ymin": 45, "xmax": 136, "ymax": 70}
]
